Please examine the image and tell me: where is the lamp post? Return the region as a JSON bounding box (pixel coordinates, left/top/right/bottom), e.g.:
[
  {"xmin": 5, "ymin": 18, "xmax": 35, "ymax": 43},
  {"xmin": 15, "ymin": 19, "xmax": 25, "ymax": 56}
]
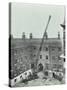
[
  {"xmin": 60, "ymin": 20, "xmax": 65, "ymax": 78},
  {"xmin": 60, "ymin": 20, "xmax": 65, "ymax": 62}
]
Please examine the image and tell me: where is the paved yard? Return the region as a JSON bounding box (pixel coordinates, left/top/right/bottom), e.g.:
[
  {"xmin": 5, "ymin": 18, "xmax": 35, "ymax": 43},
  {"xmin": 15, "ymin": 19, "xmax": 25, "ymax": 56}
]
[
  {"xmin": 15, "ymin": 78, "xmax": 65, "ymax": 87},
  {"xmin": 14, "ymin": 71, "xmax": 65, "ymax": 87}
]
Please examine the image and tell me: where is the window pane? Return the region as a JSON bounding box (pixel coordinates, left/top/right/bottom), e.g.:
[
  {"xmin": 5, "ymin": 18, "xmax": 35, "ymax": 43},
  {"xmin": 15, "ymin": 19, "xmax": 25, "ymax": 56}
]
[
  {"xmin": 58, "ymin": 47, "xmax": 61, "ymax": 51},
  {"xmin": 46, "ymin": 47, "xmax": 48, "ymax": 51},
  {"xmin": 14, "ymin": 79, "xmax": 17, "ymax": 82},
  {"xmin": 40, "ymin": 55, "xmax": 42, "ymax": 59},
  {"xmin": 46, "ymin": 55, "xmax": 48, "ymax": 59}
]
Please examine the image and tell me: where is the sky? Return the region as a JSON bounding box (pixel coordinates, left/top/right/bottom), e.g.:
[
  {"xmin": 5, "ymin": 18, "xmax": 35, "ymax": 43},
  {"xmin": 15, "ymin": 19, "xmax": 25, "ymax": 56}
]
[{"xmin": 11, "ymin": 3, "xmax": 65, "ymax": 38}]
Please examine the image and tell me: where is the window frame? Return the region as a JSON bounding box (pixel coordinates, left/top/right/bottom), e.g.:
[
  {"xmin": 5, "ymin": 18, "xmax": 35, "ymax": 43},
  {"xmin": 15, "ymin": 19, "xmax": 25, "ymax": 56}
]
[
  {"xmin": 46, "ymin": 55, "xmax": 48, "ymax": 59},
  {"xmin": 40, "ymin": 55, "xmax": 42, "ymax": 59}
]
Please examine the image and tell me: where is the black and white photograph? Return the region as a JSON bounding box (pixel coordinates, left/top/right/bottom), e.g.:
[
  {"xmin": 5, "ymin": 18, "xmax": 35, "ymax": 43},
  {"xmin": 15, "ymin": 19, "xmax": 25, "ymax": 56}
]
[{"xmin": 9, "ymin": 2, "xmax": 65, "ymax": 87}]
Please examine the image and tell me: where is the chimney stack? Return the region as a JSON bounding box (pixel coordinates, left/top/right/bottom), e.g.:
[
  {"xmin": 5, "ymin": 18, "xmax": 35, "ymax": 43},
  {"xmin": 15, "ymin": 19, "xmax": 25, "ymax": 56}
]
[
  {"xmin": 22, "ymin": 32, "xmax": 25, "ymax": 39},
  {"xmin": 29, "ymin": 33, "xmax": 33, "ymax": 39},
  {"xmin": 58, "ymin": 32, "xmax": 60, "ymax": 39}
]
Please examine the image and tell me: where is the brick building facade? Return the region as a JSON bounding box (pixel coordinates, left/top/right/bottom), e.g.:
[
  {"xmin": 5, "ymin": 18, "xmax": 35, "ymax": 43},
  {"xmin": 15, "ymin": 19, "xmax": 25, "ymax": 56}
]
[{"xmin": 10, "ymin": 32, "xmax": 63, "ymax": 79}]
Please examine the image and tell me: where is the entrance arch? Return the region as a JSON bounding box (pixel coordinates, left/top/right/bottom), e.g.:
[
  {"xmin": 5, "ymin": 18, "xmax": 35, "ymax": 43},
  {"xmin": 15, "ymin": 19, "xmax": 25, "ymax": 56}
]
[
  {"xmin": 31, "ymin": 63, "xmax": 35, "ymax": 69},
  {"xmin": 38, "ymin": 63, "xmax": 43, "ymax": 72}
]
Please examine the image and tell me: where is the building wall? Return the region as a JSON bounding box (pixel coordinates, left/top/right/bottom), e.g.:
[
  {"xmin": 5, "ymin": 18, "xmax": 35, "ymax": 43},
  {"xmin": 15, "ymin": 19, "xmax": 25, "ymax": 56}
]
[
  {"xmin": 10, "ymin": 38, "xmax": 63, "ymax": 79},
  {"xmin": 49, "ymin": 45, "xmax": 63, "ymax": 71},
  {"xmin": 37, "ymin": 43, "xmax": 63, "ymax": 71},
  {"xmin": 10, "ymin": 69, "xmax": 32, "ymax": 87},
  {"xmin": 11, "ymin": 44, "xmax": 31, "ymax": 79}
]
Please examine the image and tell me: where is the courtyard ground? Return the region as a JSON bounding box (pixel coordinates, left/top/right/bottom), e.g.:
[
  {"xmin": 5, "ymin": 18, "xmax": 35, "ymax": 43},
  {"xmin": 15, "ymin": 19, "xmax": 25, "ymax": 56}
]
[{"xmin": 15, "ymin": 77, "xmax": 65, "ymax": 87}]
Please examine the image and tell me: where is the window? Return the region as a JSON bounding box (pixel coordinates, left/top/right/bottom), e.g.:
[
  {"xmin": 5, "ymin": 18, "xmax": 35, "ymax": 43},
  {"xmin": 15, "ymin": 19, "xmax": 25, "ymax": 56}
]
[
  {"xmin": 58, "ymin": 56, "xmax": 61, "ymax": 60},
  {"xmin": 39, "ymin": 47, "xmax": 41, "ymax": 51},
  {"xmin": 64, "ymin": 58, "xmax": 65, "ymax": 62},
  {"xmin": 58, "ymin": 47, "xmax": 61, "ymax": 51},
  {"xmin": 40, "ymin": 55, "xmax": 42, "ymax": 59},
  {"xmin": 52, "ymin": 48, "xmax": 55, "ymax": 51},
  {"xmin": 24, "ymin": 72, "xmax": 27, "ymax": 75},
  {"xmin": 45, "ymin": 47, "xmax": 48, "ymax": 51},
  {"xmin": 20, "ymin": 75, "xmax": 22, "ymax": 78},
  {"xmin": 14, "ymin": 79, "xmax": 17, "ymax": 82},
  {"xmin": 46, "ymin": 55, "xmax": 48, "ymax": 59},
  {"xmin": 31, "ymin": 63, "xmax": 34, "ymax": 68}
]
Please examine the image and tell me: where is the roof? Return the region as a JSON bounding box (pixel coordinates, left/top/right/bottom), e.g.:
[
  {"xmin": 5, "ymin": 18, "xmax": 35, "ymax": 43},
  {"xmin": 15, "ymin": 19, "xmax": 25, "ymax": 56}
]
[{"xmin": 11, "ymin": 38, "xmax": 62, "ymax": 49}]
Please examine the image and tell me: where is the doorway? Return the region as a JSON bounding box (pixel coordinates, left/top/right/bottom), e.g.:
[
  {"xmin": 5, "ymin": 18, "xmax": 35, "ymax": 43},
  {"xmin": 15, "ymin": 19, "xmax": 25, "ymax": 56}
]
[
  {"xmin": 31, "ymin": 63, "xmax": 35, "ymax": 69},
  {"xmin": 38, "ymin": 63, "xmax": 43, "ymax": 72}
]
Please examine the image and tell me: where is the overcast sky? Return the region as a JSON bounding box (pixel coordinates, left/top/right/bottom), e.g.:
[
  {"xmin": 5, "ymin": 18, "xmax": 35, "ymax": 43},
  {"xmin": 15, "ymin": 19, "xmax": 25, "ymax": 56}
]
[{"xmin": 11, "ymin": 3, "xmax": 65, "ymax": 38}]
